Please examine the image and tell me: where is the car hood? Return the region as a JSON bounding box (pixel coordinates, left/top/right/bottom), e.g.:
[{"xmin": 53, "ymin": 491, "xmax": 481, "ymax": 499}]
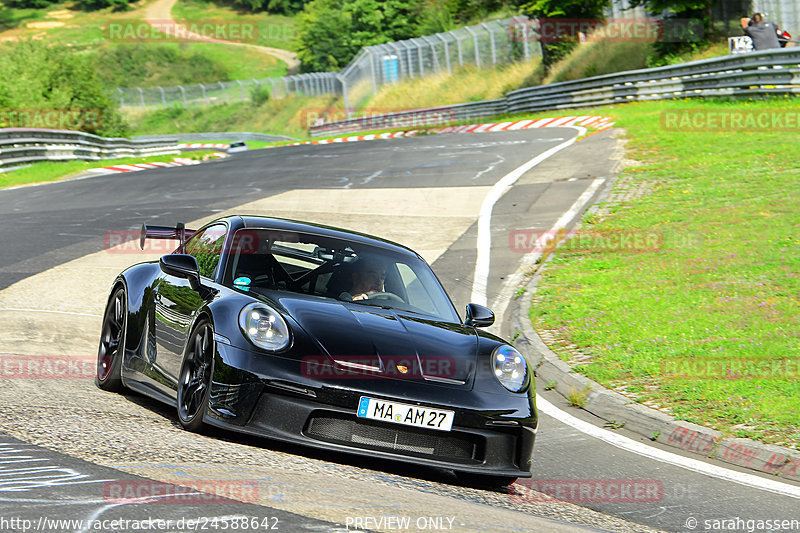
[{"xmin": 277, "ymin": 296, "xmax": 477, "ymax": 384}]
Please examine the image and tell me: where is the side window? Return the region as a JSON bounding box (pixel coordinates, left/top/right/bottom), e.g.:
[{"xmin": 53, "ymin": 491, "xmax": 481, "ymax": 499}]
[
  {"xmin": 184, "ymin": 224, "xmax": 227, "ymax": 279},
  {"xmin": 397, "ymin": 263, "xmax": 437, "ymax": 315}
]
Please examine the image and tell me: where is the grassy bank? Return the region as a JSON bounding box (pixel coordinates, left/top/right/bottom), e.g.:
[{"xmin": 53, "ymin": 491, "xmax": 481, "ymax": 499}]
[
  {"xmin": 172, "ymin": 0, "xmax": 296, "ymax": 51},
  {"xmin": 529, "ymin": 98, "xmax": 799, "ymax": 448},
  {"xmin": 127, "ymin": 94, "xmax": 340, "ymax": 139},
  {"xmin": 0, "ymin": 151, "xmax": 218, "ymax": 189}
]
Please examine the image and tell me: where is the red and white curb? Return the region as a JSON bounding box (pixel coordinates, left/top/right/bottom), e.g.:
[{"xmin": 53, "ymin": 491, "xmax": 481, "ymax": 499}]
[
  {"xmin": 178, "ymin": 143, "xmax": 230, "ymax": 149},
  {"xmin": 294, "ymin": 116, "xmax": 615, "ymax": 146},
  {"xmin": 85, "ymin": 154, "xmax": 228, "ymax": 176}
]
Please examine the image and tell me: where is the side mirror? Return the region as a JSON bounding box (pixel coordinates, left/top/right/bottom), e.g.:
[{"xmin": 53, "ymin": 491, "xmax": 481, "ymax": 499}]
[
  {"xmin": 464, "ymin": 303, "xmax": 494, "ymax": 328},
  {"xmin": 160, "ymin": 254, "xmax": 201, "ymax": 289}
]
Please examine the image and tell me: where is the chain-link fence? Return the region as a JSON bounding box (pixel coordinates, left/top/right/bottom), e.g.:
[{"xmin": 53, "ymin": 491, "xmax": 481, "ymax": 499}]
[{"xmin": 114, "ymin": 17, "xmax": 540, "ymax": 111}]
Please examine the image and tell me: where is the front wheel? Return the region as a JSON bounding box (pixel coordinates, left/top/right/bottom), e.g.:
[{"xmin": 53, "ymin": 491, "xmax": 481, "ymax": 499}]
[
  {"xmin": 96, "ymin": 287, "xmax": 126, "ymax": 392},
  {"xmin": 177, "ymin": 321, "xmax": 214, "ymax": 432},
  {"xmin": 456, "ymin": 472, "xmax": 518, "ymax": 488}
]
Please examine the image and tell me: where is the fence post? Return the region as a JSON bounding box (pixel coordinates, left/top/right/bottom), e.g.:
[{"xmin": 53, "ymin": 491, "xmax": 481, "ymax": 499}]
[
  {"xmin": 437, "ymin": 34, "xmax": 451, "ymax": 73},
  {"xmin": 521, "ymin": 22, "xmax": 530, "ymax": 59},
  {"xmin": 218, "ymin": 81, "xmax": 226, "ymax": 103},
  {"xmin": 449, "ymin": 31, "xmax": 464, "ymax": 66},
  {"xmin": 481, "ymin": 22, "xmax": 497, "ymax": 65},
  {"xmin": 198, "ymin": 83, "xmax": 207, "ymax": 105},
  {"xmin": 157, "ymin": 86, "xmax": 167, "ymax": 108},
  {"xmin": 338, "ymin": 74, "xmax": 350, "ymax": 119},
  {"xmin": 368, "ymin": 48, "xmax": 378, "ymax": 94},
  {"xmin": 465, "ymin": 26, "xmax": 480, "ymax": 68},
  {"xmin": 415, "ymin": 39, "xmax": 424, "ymax": 76},
  {"xmin": 237, "ymin": 80, "xmax": 244, "ymax": 102},
  {"xmin": 116, "ymin": 88, "xmax": 124, "ymax": 109},
  {"xmin": 178, "ymin": 85, "xmax": 186, "ymax": 109},
  {"xmin": 137, "ymin": 87, "xmax": 145, "ymax": 108},
  {"xmin": 422, "ymin": 36, "xmax": 440, "ymax": 72}
]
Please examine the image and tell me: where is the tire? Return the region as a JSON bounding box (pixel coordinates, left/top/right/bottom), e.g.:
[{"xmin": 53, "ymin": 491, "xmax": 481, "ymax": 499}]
[
  {"xmin": 177, "ymin": 321, "xmax": 215, "ymax": 432},
  {"xmin": 96, "ymin": 287, "xmax": 127, "ymax": 392},
  {"xmin": 456, "ymin": 472, "xmax": 518, "ymax": 488}
]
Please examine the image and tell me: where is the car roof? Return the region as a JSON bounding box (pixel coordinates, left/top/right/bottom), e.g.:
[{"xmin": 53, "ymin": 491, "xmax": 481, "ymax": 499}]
[{"xmin": 232, "ymin": 215, "xmax": 421, "ymax": 258}]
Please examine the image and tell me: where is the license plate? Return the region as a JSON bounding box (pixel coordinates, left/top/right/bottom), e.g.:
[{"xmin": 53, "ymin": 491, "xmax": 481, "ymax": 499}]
[{"xmin": 356, "ymin": 396, "xmax": 454, "ymax": 432}]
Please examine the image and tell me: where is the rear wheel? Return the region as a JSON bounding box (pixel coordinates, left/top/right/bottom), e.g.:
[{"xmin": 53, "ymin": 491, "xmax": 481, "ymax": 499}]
[
  {"xmin": 96, "ymin": 287, "xmax": 126, "ymax": 392},
  {"xmin": 177, "ymin": 321, "xmax": 214, "ymax": 432}
]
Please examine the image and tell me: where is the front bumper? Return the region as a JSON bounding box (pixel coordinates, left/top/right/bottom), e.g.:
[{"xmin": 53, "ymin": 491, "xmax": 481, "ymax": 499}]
[{"xmin": 207, "ymin": 341, "xmax": 537, "ymax": 477}]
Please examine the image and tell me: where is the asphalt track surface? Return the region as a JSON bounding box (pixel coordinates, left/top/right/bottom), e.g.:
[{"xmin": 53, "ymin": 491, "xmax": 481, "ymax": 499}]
[{"xmin": 0, "ymin": 129, "xmax": 798, "ymax": 533}]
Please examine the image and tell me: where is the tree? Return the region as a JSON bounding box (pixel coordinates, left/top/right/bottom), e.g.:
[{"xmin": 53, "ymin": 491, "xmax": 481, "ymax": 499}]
[
  {"xmin": 520, "ymin": 0, "xmax": 611, "ymax": 69},
  {"xmin": 0, "ymin": 41, "xmax": 129, "ymax": 136},
  {"xmin": 296, "ymin": 0, "xmax": 421, "ymax": 72},
  {"xmin": 626, "ymin": 0, "xmax": 711, "ymax": 60}
]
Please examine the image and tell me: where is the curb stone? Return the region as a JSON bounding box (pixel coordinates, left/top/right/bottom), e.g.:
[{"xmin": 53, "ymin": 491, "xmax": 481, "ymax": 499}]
[{"xmin": 506, "ymin": 173, "xmax": 800, "ymax": 485}]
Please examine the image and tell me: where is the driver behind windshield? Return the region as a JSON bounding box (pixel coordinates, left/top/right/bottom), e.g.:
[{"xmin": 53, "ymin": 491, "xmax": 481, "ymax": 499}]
[{"xmin": 342, "ymin": 257, "xmax": 386, "ymax": 301}]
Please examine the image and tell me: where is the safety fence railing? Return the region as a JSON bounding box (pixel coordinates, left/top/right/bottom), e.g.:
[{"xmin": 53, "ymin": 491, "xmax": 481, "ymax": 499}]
[
  {"xmin": 114, "ymin": 17, "xmax": 539, "ymax": 111},
  {"xmin": 309, "ymin": 47, "xmax": 800, "ymax": 137},
  {"xmin": 0, "ymin": 128, "xmax": 179, "ymax": 168}
]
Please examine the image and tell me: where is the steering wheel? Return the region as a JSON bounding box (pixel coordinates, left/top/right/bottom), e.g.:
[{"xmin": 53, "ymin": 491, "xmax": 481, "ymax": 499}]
[{"xmin": 366, "ymin": 291, "xmax": 404, "ymax": 303}]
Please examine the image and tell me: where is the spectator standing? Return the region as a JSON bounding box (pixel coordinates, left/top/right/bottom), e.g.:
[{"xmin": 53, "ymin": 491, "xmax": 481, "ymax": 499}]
[{"xmin": 743, "ymin": 13, "xmax": 782, "ymax": 50}]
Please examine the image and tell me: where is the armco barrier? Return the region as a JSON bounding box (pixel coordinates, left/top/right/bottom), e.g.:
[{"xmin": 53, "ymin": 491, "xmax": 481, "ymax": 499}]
[
  {"xmin": 0, "ymin": 128, "xmax": 180, "ymax": 168},
  {"xmin": 310, "ymin": 47, "xmax": 800, "ymax": 137}
]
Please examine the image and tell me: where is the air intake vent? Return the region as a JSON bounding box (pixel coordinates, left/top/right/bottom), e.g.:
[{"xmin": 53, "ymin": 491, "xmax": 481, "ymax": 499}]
[{"xmin": 305, "ymin": 415, "xmax": 480, "ymax": 462}]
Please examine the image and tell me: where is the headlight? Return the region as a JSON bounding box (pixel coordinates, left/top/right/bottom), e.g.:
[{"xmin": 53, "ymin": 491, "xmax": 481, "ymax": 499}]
[
  {"xmin": 239, "ymin": 303, "xmax": 291, "ymax": 352},
  {"xmin": 492, "ymin": 345, "xmax": 528, "ymax": 392}
]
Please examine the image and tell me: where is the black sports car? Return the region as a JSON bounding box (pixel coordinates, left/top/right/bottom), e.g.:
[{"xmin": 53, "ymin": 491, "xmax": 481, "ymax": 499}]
[{"xmin": 97, "ymin": 215, "xmax": 537, "ymax": 485}]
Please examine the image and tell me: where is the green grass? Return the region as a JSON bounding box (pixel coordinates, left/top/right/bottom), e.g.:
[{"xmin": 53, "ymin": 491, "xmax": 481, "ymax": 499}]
[
  {"xmin": 529, "ymin": 98, "xmax": 800, "ymax": 449},
  {"xmin": 127, "ymin": 94, "xmax": 340, "ymax": 139},
  {"xmin": 171, "ymin": 0, "xmax": 296, "ymax": 50},
  {"xmin": 0, "ymin": 1, "xmax": 287, "ymax": 86},
  {"xmin": 0, "ymin": 151, "xmax": 218, "ymax": 189}
]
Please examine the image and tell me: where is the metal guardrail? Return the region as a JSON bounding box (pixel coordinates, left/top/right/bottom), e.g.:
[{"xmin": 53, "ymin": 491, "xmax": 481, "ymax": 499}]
[
  {"xmin": 309, "ymin": 48, "xmax": 800, "ymax": 137},
  {"xmin": 139, "ymin": 132, "xmax": 296, "ymax": 142},
  {"xmin": 0, "ymin": 128, "xmax": 180, "ymax": 168}
]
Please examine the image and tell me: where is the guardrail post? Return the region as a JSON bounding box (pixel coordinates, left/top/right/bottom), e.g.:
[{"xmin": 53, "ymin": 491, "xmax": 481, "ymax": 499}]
[
  {"xmin": 157, "ymin": 86, "xmax": 167, "ymax": 109},
  {"xmin": 178, "ymin": 85, "xmax": 186, "ymax": 109},
  {"xmin": 437, "ymin": 34, "xmax": 451, "ymax": 73},
  {"xmin": 137, "ymin": 87, "xmax": 145, "ymax": 109},
  {"xmin": 465, "ymin": 26, "xmax": 480, "ymax": 68}
]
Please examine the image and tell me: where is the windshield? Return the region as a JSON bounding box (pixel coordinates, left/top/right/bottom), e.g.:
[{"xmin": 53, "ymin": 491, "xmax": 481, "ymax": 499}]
[{"xmin": 223, "ymin": 228, "xmax": 460, "ymax": 322}]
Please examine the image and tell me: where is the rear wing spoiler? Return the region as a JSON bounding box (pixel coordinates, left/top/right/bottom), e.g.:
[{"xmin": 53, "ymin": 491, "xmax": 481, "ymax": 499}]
[{"xmin": 140, "ymin": 223, "xmax": 197, "ymax": 253}]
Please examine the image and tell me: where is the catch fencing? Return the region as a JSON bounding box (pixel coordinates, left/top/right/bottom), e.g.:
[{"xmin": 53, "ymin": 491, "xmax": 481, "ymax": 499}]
[
  {"xmin": 114, "ymin": 17, "xmax": 539, "ymax": 111},
  {"xmin": 309, "ymin": 47, "xmax": 800, "ymax": 137},
  {"xmin": 0, "ymin": 128, "xmax": 179, "ymax": 168}
]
